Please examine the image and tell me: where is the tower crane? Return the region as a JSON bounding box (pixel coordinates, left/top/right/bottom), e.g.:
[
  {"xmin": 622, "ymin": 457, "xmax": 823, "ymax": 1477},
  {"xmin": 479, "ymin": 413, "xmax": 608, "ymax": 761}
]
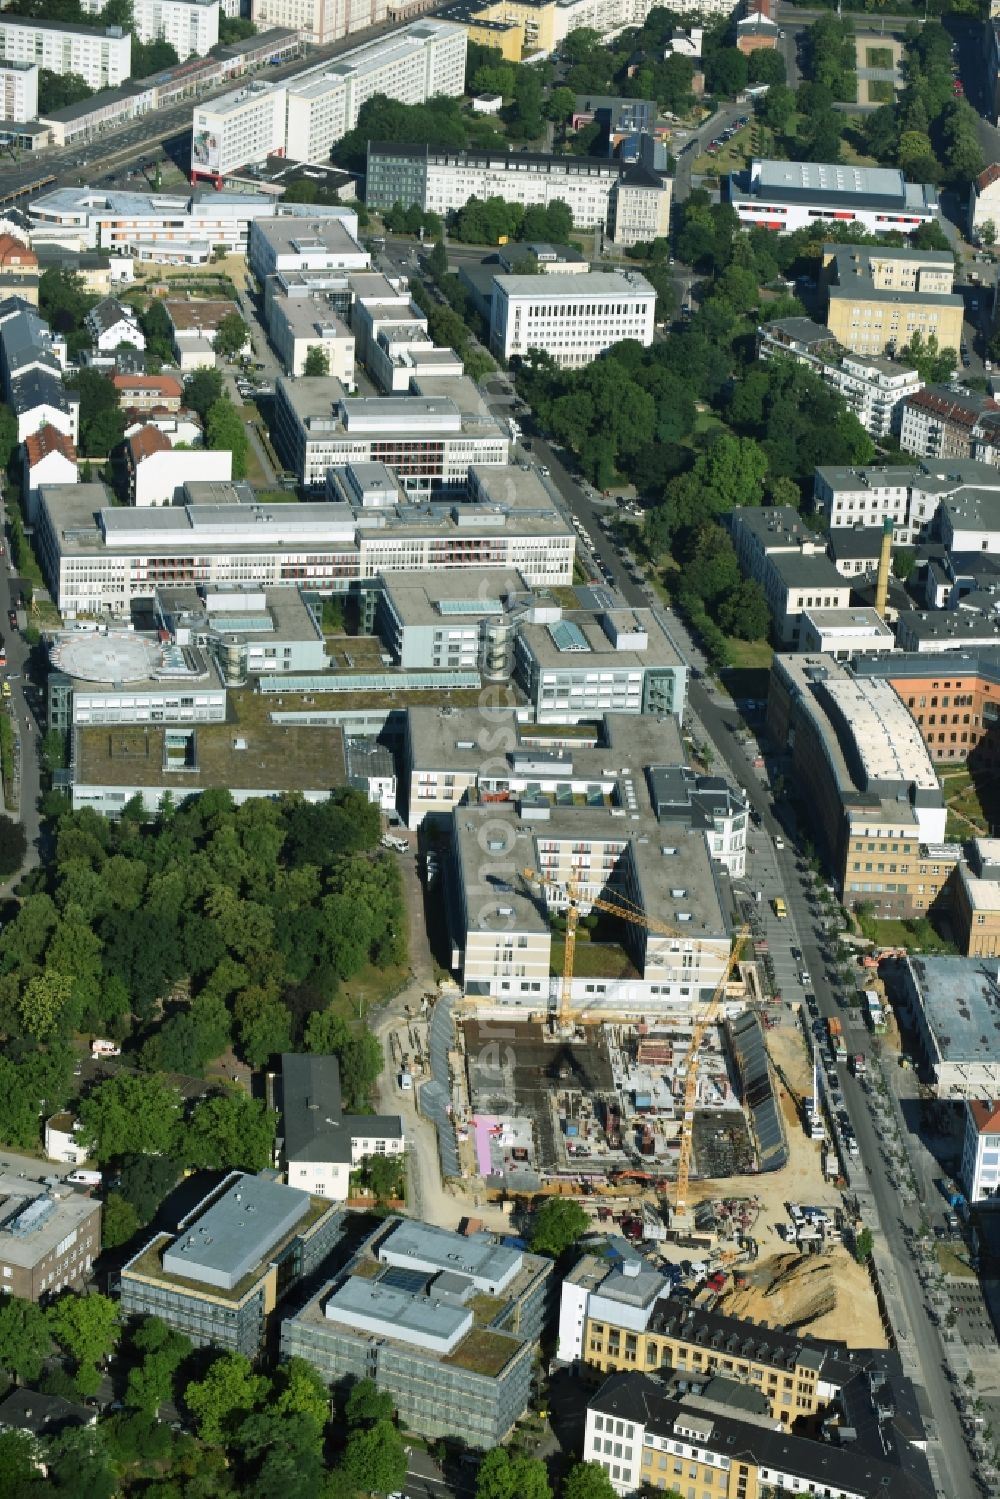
[{"xmin": 521, "ymin": 867, "xmax": 748, "ymax": 1214}]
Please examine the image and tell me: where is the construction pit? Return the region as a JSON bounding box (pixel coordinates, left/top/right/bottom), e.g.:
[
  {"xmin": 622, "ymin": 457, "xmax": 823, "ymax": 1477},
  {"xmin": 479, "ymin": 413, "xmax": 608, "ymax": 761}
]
[{"xmin": 455, "ymin": 1000, "xmax": 886, "ymax": 1350}]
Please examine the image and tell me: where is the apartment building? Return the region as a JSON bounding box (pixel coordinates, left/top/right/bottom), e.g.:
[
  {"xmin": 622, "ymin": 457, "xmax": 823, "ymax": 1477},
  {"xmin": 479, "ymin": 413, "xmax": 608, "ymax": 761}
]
[
  {"xmin": 584, "ymin": 1368, "xmax": 931, "ymax": 1499},
  {"xmin": 728, "ymin": 506, "xmax": 851, "ymax": 645},
  {"xmin": 111, "ymin": 373, "xmax": 184, "ymax": 411},
  {"xmin": 283, "ymin": 21, "xmax": 466, "ymax": 164},
  {"xmin": 767, "ymin": 653, "xmax": 955, "ymax": 918},
  {"xmin": 126, "ymin": 427, "xmax": 233, "ymax": 507},
  {"xmin": 759, "ymin": 318, "xmax": 923, "ymax": 437},
  {"xmin": 366, "ymin": 142, "xmax": 670, "ymax": 242},
  {"xmin": 281, "ymin": 1215, "xmax": 553, "ymax": 1446},
  {"xmin": 0, "ymin": 1173, "xmax": 100, "ymax": 1302},
  {"xmin": 274, "ymin": 374, "xmax": 509, "ymax": 489},
  {"xmin": 0, "ymin": 18, "xmax": 130, "ymax": 92},
  {"xmin": 729, "ymin": 158, "xmax": 940, "ymax": 235},
  {"xmin": 274, "ymin": 1052, "xmax": 404, "ymax": 1200},
  {"xmin": 10, "ymin": 370, "xmax": 80, "ymax": 446},
  {"xmin": 23, "ymin": 423, "xmax": 77, "ymax": 524},
  {"xmin": 898, "ymin": 386, "xmax": 997, "ymax": 461},
  {"xmin": 0, "ymin": 60, "xmax": 38, "ymax": 121},
  {"xmin": 250, "ymin": 0, "xmax": 429, "ymax": 47},
  {"xmin": 85, "ymin": 296, "xmax": 144, "ymax": 353},
  {"xmin": 119, "ymin": 1172, "xmax": 346, "ymax": 1355},
  {"xmin": 970, "ymin": 161, "xmax": 1000, "ymax": 240},
  {"xmin": 442, "ymin": 0, "xmax": 731, "ymax": 64},
  {"xmin": 80, "ymin": 0, "xmax": 220, "ymax": 54},
  {"xmin": 191, "ymin": 22, "xmax": 466, "ymax": 179},
  {"xmin": 489, "ymin": 270, "xmax": 656, "ymax": 367},
  {"xmin": 813, "ymin": 457, "xmax": 1000, "ymax": 544},
  {"xmin": 961, "ymin": 1099, "xmax": 1000, "ymax": 1202},
  {"xmin": 192, "ymin": 81, "xmax": 287, "ymax": 180},
  {"xmin": 798, "ymin": 607, "xmax": 894, "ymax": 660},
  {"xmin": 821, "ymin": 241, "xmax": 961, "ymax": 358}
]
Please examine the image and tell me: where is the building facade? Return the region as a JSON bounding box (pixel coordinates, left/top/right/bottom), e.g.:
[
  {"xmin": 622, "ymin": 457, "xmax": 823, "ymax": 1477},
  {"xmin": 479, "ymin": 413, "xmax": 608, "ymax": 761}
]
[
  {"xmin": 0, "ymin": 18, "xmax": 130, "ymax": 91},
  {"xmin": 488, "ymin": 270, "xmax": 655, "ymax": 366},
  {"xmin": 821, "ymin": 242, "xmax": 962, "ymax": 358},
  {"xmin": 275, "ymin": 1052, "xmax": 404, "ymax": 1200},
  {"xmin": 119, "ymin": 1172, "xmax": 345, "ymax": 1355},
  {"xmin": 961, "ymin": 1101, "xmax": 1000, "ymax": 1202},
  {"xmin": 0, "ymin": 60, "xmax": 38, "ymax": 121},
  {"xmin": 729, "ymin": 158, "xmax": 940, "ymax": 235},
  {"xmin": 0, "ymin": 1177, "xmax": 101, "ymax": 1302},
  {"xmin": 80, "ymin": 0, "xmax": 220, "ymax": 53},
  {"xmin": 365, "ymin": 141, "xmax": 671, "ymax": 241}
]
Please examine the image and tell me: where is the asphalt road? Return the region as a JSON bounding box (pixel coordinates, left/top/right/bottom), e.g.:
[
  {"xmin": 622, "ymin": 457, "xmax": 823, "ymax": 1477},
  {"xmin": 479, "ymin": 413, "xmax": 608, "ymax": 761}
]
[{"xmin": 0, "ymin": 501, "xmax": 41, "ymax": 883}]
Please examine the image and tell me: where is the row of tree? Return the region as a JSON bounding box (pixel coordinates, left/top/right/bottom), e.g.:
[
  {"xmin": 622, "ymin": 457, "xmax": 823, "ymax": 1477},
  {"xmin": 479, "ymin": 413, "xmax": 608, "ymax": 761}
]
[{"xmin": 862, "ymin": 20, "xmax": 983, "ymax": 186}]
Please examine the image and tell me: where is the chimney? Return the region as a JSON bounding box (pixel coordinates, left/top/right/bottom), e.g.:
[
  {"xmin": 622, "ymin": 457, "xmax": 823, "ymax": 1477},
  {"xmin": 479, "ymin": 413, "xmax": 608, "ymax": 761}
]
[{"xmin": 875, "ymin": 516, "xmax": 893, "ymax": 620}]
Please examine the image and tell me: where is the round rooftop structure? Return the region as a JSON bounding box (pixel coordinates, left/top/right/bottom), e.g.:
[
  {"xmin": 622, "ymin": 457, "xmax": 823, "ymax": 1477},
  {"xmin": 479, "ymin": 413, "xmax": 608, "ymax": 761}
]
[{"xmin": 49, "ymin": 630, "xmax": 173, "ymax": 685}]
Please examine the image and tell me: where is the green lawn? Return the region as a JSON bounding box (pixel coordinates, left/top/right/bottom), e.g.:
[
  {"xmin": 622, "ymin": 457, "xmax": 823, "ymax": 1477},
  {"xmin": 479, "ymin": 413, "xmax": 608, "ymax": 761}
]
[
  {"xmin": 937, "ymin": 1243, "xmax": 976, "ymax": 1279},
  {"xmin": 857, "ymin": 916, "xmax": 954, "ymax": 955},
  {"xmin": 325, "ymin": 960, "xmax": 410, "ymax": 1025},
  {"xmin": 692, "ymin": 125, "xmax": 752, "ymax": 178},
  {"xmin": 866, "ymin": 46, "xmax": 893, "ymax": 68},
  {"xmin": 724, "ymin": 638, "xmax": 774, "ymax": 672},
  {"xmin": 940, "ymin": 765, "xmax": 1000, "ymax": 838},
  {"xmin": 550, "ymin": 938, "xmax": 639, "ymax": 979},
  {"xmin": 867, "ymin": 80, "xmax": 894, "ymax": 104}
]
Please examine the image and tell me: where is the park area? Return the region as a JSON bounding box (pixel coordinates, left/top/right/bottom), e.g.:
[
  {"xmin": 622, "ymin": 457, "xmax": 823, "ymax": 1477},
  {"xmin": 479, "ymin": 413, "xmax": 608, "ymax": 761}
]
[{"xmin": 855, "ymin": 32, "xmax": 903, "ymax": 107}]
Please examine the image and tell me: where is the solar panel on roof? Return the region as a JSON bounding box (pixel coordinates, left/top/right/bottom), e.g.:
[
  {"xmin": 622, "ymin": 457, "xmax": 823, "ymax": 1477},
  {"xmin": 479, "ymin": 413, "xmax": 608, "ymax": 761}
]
[{"xmin": 381, "ymin": 1265, "xmax": 431, "ymax": 1295}]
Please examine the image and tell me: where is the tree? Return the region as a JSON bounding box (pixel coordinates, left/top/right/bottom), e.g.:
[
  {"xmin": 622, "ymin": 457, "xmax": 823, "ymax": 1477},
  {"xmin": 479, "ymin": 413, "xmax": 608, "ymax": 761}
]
[
  {"xmin": 475, "ymin": 1448, "xmax": 552, "ymax": 1499},
  {"xmin": 898, "ymin": 329, "xmax": 956, "ymax": 383},
  {"xmin": 0, "ymin": 1429, "xmax": 44, "ymax": 1495},
  {"xmin": 748, "ymin": 48, "xmax": 785, "ymax": 86},
  {"xmin": 545, "ymin": 84, "xmax": 575, "ymax": 123},
  {"xmin": 428, "ymin": 239, "xmax": 449, "ymax": 280},
  {"xmin": 705, "ymin": 47, "xmax": 748, "ymax": 98},
  {"xmin": 69, "ymin": 369, "xmax": 125, "ymax": 458},
  {"xmin": 46, "ymin": 1293, "xmax": 119, "ymax": 1387},
  {"xmin": 340, "ymin": 1419, "xmax": 407, "ymax": 1497},
  {"xmin": 101, "ymin": 1191, "xmax": 140, "ymax": 1249},
  {"xmin": 77, "ymin": 1073, "xmax": 182, "ymax": 1164},
  {"xmin": 184, "ymin": 1352, "xmax": 270, "ymax": 1445},
  {"xmin": 364, "ymin": 1152, "xmax": 403, "ymax": 1204},
  {"xmin": 0, "ymin": 815, "xmax": 26, "ymax": 876},
  {"xmin": 118, "ymin": 1152, "xmax": 181, "ymax": 1223},
  {"xmin": 854, "ymin": 1226, "xmax": 874, "ymax": 1263},
  {"xmin": 17, "ymin": 969, "xmax": 73, "ymax": 1040},
  {"xmin": 718, "ymin": 578, "xmax": 770, "ymax": 640},
  {"xmin": 0, "ymin": 1296, "xmax": 52, "ymax": 1384},
  {"xmin": 185, "ymin": 367, "xmax": 224, "ymax": 422},
  {"xmin": 0, "ymin": 403, "xmax": 16, "ymax": 472},
  {"xmin": 303, "ymin": 345, "xmax": 329, "ymax": 377},
  {"xmin": 561, "ymin": 1463, "xmax": 618, "ymax": 1499},
  {"xmin": 273, "ymin": 1358, "xmax": 330, "ymax": 1428},
  {"xmin": 344, "ymin": 1377, "xmax": 395, "ymax": 1428},
  {"xmin": 530, "ymin": 1197, "xmax": 589, "ymax": 1258},
  {"xmin": 213, "ymin": 312, "xmax": 248, "ymax": 363},
  {"xmin": 206, "ymin": 397, "xmax": 249, "ymax": 480},
  {"xmin": 185, "ymin": 1092, "xmax": 277, "ymax": 1173}
]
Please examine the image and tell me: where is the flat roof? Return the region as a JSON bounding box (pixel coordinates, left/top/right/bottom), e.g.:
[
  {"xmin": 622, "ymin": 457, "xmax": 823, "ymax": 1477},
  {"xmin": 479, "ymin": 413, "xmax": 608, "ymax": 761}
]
[
  {"xmin": 250, "ymin": 215, "xmax": 363, "ymax": 258},
  {"xmin": 0, "ymin": 1182, "xmax": 99, "ymax": 1271},
  {"xmin": 756, "ymin": 158, "xmax": 906, "ymax": 202},
  {"xmin": 518, "ymin": 609, "xmax": 680, "ymax": 671},
  {"xmin": 820, "ymin": 675, "xmax": 939, "ymax": 792},
  {"xmin": 494, "ymin": 270, "xmax": 655, "ymax": 298},
  {"xmin": 161, "ymin": 1174, "xmax": 312, "ymax": 1290},
  {"xmin": 801, "ymin": 607, "xmax": 894, "ymax": 637},
  {"xmin": 324, "ymin": 1273, "xmax": 472, "ymax": 1345},
  {"xmin": 379, "ymin": 1216, "xmax": 523, "ymax": 1290},
  {"xmin": 74, "ymin": 690, "xmax": 348, "ymax": 793},
  {"xmin": 382, "ymin": 566, "xmax": 526, "ymax": 628},
  {"xmin": 907, "ymin": 955, "xmax": 1000, "ymax": 1066}
]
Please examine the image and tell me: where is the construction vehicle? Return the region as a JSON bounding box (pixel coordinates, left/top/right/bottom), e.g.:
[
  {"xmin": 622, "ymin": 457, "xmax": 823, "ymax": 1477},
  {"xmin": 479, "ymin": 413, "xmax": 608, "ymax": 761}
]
[
  {"xmin": 521, "ymin": 867, "xmax": 747, "ymax": 1213},
  {"xmin": 827, "ymin": 1016, "xmax": 846, "ymax": 1057}
]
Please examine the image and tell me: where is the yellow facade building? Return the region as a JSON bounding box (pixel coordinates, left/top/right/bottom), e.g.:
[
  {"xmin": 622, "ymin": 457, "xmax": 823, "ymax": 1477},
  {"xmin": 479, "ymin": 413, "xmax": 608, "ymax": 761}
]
[{"xmin": 821, "ymin": 242, "xmax": 964, "ymax": 358}]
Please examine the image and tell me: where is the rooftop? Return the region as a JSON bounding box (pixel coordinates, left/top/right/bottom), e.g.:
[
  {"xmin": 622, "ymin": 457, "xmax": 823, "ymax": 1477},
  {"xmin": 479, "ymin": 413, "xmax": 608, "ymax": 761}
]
[
  {"xmin": 970, "ymin": 1100, "xmax": 1000, "ymax": 1134},
  {"xmin": 24, "ymin": 422, "xmax": 76, "ymax": 467},
  {"xmin": 494, "ymin": 270, "xmax": 656, "ymax": 298},
  {"xmin": 74, "ymin": 690, "xmax": 348, "ymax": 793},
  {"xmin": 250, "ymin": 215, "xmax": 365, "ymax": 260},
  {"xmin": 820, "ymin": 675, "xmax": 939, "ymax": 792},
  {"xmin": 165, "ymin": 298, "xmax": 239, "ymax": 332},
  {"xmin": 279, "ymin": 1052, "xmax": 402, "ymax": 1167},
  {"xmin": 906, "ymin": 954, "xmax": 1000, "ymax": 1068},
  {"xmin": 0, "ymin": 1179, "xmax": 99, "ymax": 1271}
]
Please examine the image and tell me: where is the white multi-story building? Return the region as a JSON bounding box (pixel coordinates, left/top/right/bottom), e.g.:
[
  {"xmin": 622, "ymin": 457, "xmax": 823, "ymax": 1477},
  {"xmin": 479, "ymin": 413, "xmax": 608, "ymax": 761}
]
[
  {"xmin": 489, "ymin": 270, "xmax": 655, "ymax": 367},
  {"xmin": 757, "ymin": 320, "xmax": 923, "ymax": 439},
  {"xmin": 813, "ymin": 458, "xmax": 1000, "ymax": 545},
  {"xmin": 513, "ymin": 606, "xmax": 685, "ymax": 722},
  {"xmin": 252, "ymin": 0, "xmax": 435, "ymax": 49},
  {"xmin": 192, "ymin": 21, "xmax": 466, "ymax": 179},
  {"xmin": 729, "ymin": 506, "xmax": 852, "ymax": 645},
  {"xmin": 0, "ymin": 18, "xmax": 130, "ymax": 92},
  {"xmin": 246, "ymin": 212, "xmax": 368, "ymax": 283},
  {"xmin": 274, "ymin": 374, "xmax": 510, "ymax": 489},
  {"xmin": 80, "ymin": 0, "xmax": 220, "ymax": 55},
  {"xmin": 366, "ymin": 142, "xmax": 671, "ymax": 241},
  {"xmin": 192, "ymin": 81, "xmax": 288, "ymax": 180},
  {"xmin": 0, "ymin": 61, "xmax": 38, "ymax": 122},
  {"xmin": 278, "ymin": 1052, "xmax": 403, "ymax": 1202},
  {"xmin": 268, "ymin": 293, "xmax": 356, "ymax": 381},
  {"xmin": 961, "ymin": 1100, "xmax": 1000, "ymax": 1203},
  {"xmin": 36, "ymin": 466, "xmax": 572, "ymax": 617}
]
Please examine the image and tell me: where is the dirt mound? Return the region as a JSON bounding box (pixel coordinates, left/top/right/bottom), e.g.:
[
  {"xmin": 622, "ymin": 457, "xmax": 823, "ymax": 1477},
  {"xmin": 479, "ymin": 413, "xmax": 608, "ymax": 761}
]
[{"xmin": 719, "ymin": 1248, "xmax": 884, "ymax": 1348}]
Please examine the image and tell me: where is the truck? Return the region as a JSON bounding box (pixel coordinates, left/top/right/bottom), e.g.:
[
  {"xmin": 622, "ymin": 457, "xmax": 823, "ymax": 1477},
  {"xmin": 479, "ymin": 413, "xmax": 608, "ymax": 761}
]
[
  {"xmin": 91, "ymin": 1038, "xmax": 121, "ymax": 1058},
  {"xmin": 827, "ymin": 1016, "xmax": 846, "ymax": 1057},
  {"xmin": 851, "ymin": 1052, "xmax": 866, "ymax": 1077}
]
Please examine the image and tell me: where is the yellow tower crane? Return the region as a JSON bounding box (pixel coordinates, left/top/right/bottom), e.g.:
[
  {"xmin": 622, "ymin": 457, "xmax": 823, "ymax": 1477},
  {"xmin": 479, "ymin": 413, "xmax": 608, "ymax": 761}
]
[{"xmin": 521, "ymin": 867, "xmax": 748, "ymax": 1213}]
